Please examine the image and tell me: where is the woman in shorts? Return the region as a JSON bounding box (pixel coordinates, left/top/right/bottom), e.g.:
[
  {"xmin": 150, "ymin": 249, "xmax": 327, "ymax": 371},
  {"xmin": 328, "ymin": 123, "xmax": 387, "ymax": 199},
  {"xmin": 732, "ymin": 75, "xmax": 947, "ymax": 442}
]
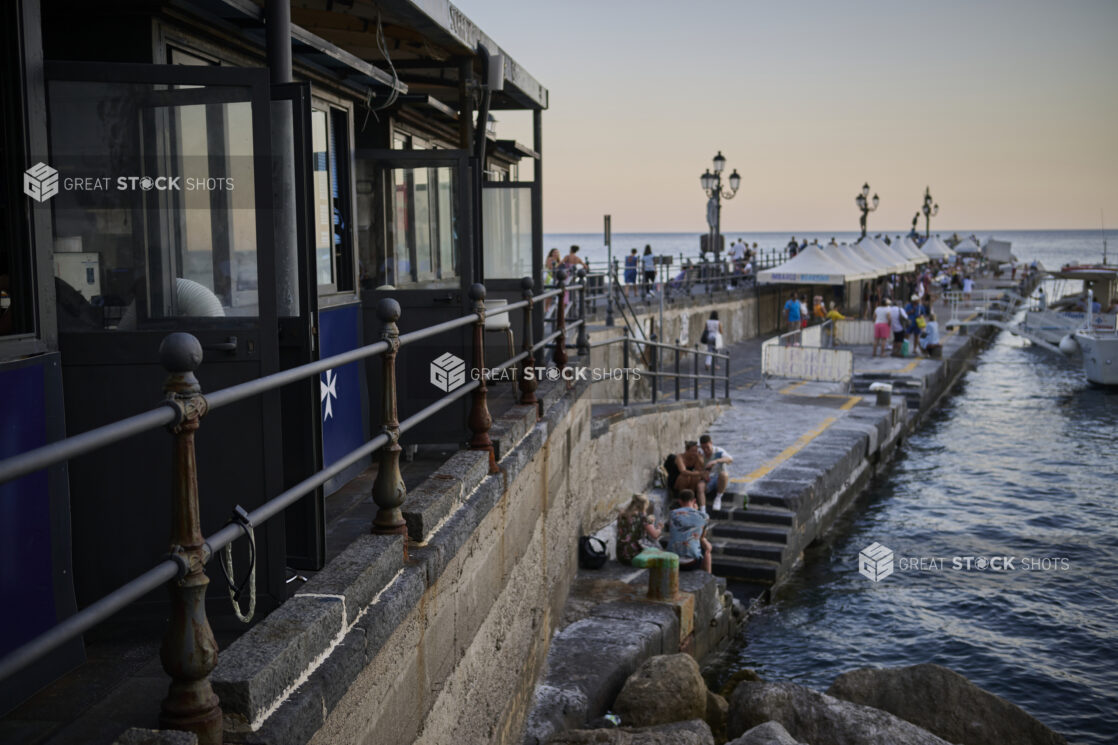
[{"xmin": 872, "ymin": 298, "xmax": 892, "ymax": 358}]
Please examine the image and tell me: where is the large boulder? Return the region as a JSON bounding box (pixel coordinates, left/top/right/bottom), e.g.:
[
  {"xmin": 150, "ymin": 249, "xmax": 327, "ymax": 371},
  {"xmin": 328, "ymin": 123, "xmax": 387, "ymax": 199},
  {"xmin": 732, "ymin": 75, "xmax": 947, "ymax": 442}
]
[
  {"xmin": 613, "ymin": 654, "xmax": 707, "ymax": 727},
  {"xmin": 545, "ymin": 719, "xmax": 714, "ymax": 744},
  {"xmin": 706, "ymin": 690, "xmax": 729, "ymax": 743},
  {"xmin": 827, "ymin": 663, "xmax": 1067, "ymax": 745},
  {"xmin": 727, "ymin": 721, "xmax": 806, "ymax": 745},
  {"xmin": 728, "ymin": 680, "xmax": 951, "ymax": 745}
]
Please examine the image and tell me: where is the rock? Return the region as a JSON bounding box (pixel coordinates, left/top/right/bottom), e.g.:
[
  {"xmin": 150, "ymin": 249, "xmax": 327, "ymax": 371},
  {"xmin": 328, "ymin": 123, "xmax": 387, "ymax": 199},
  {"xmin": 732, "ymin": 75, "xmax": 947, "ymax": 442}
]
[
  {"xmin": 612, "ymin": 654, "xmax": 707, "ymax": 727},
  {"xmin": 727, "ymin": 680, "xmax": 951, "ymax": 745},
  {"xmin": 726, "ymin": 721, "xmax": 806, "ymax": 745},
  {"xmin": 545, "ymin": 718, "xmax": 714, "ymax": 744},
  {"xmin": 705, "ymin": 690, "xmax": 728, "ymax": 743},
  {"xmin": 111, "ymin": 729, "xmax": 198, "ymax": 745},
  {"xmin": 827, "ymin": 663, "xmax": 1068, "ymax": 745}
]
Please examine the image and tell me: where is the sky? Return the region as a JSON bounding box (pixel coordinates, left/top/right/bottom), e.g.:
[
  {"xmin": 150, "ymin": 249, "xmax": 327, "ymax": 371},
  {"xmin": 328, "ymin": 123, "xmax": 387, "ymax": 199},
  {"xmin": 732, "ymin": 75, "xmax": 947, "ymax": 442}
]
[{"xmin": 460, "ymin": 0, "xmax": 1118, "ymax": 234}]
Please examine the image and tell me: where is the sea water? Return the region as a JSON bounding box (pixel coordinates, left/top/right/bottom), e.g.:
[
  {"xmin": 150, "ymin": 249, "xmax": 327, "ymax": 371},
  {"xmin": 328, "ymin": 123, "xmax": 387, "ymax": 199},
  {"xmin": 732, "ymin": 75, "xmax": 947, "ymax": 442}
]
[{"xmin": 606, "ymin": 229, "xmax": 1118, "ymax": 744}]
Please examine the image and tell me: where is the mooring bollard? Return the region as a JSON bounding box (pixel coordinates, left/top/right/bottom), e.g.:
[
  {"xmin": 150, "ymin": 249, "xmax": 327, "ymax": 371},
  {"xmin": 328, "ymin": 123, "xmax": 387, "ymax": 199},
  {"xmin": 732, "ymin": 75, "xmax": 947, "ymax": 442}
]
[
  {"xmin": 371, "ymin": 299, "xmax": 408, "ymax": 547},
  {"xmin": 468, "ymin": 283, "xmax": 498, "ymax": 473},
  {"xmin": 158, "ymin": 332, "xmax": 222, "ymax": 745},
  {"xmin": 519, "ymin": 277, "xmax": 538, "ymax": 410},
  {"xmin": 869, "ymin": 381, "xmax": 892, "ymax": 407},
  {"xmin": 631, "ymin": 547, "xmax": 680, "ymax": 601}
]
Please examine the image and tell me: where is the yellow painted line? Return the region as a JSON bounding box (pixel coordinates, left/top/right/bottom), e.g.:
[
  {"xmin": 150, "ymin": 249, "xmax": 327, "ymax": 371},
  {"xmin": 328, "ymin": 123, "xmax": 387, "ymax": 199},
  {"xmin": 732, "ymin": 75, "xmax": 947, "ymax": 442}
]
[
  {"xmin": 946, "ymin": 312, "xmax": 979, "ymax": 337},
  {"xmin": 730, "ymin": 416, "xmax": 839, "ymax": 485},
  {"xmin": 819, "ymin": 394, "xmax": 863, "ymax": 410},
  {"xmin": 779, "ymin": 380, "xmax": 808, "ymax": 395},
  {"xmin": 899, "ymin": 359, "xmax": 920, "ymax": 373}
]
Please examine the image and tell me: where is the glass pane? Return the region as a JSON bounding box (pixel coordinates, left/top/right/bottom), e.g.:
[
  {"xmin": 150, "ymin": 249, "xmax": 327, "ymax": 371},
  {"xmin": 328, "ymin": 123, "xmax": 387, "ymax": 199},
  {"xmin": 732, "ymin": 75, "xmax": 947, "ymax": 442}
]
[
  {"xmin": 46, "ymin": 80, "xmax": 258, "ymax": 329},
  {"xmin": 311, "ymin": 108, "xmax": 333, "ymax": 287},
  {"xmin": 483, "ymin": 186, "xmax": 533, "ymax": 280},
  {"xmin": 367, "ymin": 164, "xmax": 459, "ymax": 289}
]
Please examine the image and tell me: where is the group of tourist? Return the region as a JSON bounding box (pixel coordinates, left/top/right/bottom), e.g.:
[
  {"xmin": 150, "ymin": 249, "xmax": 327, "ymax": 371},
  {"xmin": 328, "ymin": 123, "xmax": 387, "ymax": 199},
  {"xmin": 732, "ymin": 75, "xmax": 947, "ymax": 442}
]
[{"xmin": 615, "ymin": 434, "xmax": 735, "ymax": 573}]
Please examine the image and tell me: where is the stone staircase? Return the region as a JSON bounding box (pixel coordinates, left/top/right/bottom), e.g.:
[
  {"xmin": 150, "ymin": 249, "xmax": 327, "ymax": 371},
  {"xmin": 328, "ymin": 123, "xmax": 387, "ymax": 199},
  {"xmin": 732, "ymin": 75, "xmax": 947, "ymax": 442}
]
[{"xmin": 708, "ymin": 492, "xmax": 795, "ymax": 587}]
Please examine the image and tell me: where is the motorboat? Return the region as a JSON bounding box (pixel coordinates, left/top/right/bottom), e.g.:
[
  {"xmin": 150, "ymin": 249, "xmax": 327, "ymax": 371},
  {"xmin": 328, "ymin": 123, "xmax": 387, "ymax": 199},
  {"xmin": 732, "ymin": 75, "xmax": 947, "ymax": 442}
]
[
  {"xmin": 1055, "ymin": 289, "xmax": 1118, "ymax": 385},
  {"xmin": 1023, "ymin": 263, "xmax": 1117, "ymax": 344}
]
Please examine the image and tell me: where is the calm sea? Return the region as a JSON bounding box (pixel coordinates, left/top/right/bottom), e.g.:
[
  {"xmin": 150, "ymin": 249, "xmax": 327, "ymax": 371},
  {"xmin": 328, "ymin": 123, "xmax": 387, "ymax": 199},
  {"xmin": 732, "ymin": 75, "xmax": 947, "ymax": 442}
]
[{"xmin": 553, "ymin": 230, "xmax": 1117, "ymax": 744}]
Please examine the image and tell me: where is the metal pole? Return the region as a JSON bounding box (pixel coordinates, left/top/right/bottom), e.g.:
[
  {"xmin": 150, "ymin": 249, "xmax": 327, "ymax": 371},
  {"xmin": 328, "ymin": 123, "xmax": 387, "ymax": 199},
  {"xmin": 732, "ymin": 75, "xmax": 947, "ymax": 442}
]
[
  {"xmin": 554, "ymin": 267, "xmax": 568, "ymax": 371},
  {"xmin": 693, "ymin": 346, "xmax": 699, "ymax": 400},
  {"xmin": 674, "ymin": 347, "xmax": 681, "ymax": 401},
  {"xmin": 371, "ymin": 299, "xmax": 408, "ymax": 548},
  {"xmin": 468, "ymin": 284, "xmax": 498, "ymax": 473},
  {"xmin": 605, "ymin": 215, "xmax": 614, "ymax": 326},
  {"xmin": 157, "ymin": 333, "xmax": 222, "ymax": 745},
  {"xmin": 518, "ymin": 277, "xmax": 538, "ymax": 410},
  {"xmin": 725, "ymin": 353, "xmax": 730, "ymax": 399},
  {"xmin": 650, "ymin": 329, "xmax": 658, "ymax": 404},
  {"xmin": 622, "ymin": 338, "xmax": 630, "ymax": 406},
  {"xmin": 576, "ymin": 269, "xmax": 589, "ymax": 356}
]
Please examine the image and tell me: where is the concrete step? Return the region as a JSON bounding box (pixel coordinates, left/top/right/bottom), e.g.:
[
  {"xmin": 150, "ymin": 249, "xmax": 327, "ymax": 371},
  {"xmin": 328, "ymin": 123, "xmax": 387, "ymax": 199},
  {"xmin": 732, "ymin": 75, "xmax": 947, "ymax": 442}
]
[
  {"xmin": 710, "ymin": 536, "xmax": 786, "ymax": 562},
  {"xmin": 709, "ymin": 522, "xmax": 788, "ymax": 544},
  {"xmin": 740, "ymin": 493, "xmax": 789, "ymax": 509},
  {"xmin": 711, "ymin": 555, "xmax": 780, "ymax": 583},
  {"xmin": 710, "ymin": 504, "xmax": 795, "ymax": 527}
]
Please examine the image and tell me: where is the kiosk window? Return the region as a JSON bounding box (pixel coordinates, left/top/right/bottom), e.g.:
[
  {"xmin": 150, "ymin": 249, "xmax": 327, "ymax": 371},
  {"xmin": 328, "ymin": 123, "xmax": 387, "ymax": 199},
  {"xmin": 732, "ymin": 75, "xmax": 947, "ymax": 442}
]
[
  {"xmin": 482, "ymin": 186, "xmax": 532, "ymax": 280},
  {"xmin": 311, "ymin": 106, "xmax": 353, "ymax": 293},
  {"xmin": 46, "ymin": 80, "xmax": 259, "ymax": 329}
]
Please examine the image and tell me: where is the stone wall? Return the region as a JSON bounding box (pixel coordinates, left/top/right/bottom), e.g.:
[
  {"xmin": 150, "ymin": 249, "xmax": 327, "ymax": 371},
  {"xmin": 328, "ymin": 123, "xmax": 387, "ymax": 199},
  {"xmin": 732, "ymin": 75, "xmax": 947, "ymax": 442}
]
[{"xmin": 211, "ymin": 373, "xmax": 727, "ymax": 745}]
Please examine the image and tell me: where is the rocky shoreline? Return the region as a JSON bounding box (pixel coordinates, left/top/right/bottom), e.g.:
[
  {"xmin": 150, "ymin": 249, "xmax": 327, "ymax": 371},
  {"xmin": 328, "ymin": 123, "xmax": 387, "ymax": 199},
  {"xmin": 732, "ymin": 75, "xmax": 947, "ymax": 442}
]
[{"xmin": 544, "ymin": 656, "xmax": 1066, "ymax": 745}]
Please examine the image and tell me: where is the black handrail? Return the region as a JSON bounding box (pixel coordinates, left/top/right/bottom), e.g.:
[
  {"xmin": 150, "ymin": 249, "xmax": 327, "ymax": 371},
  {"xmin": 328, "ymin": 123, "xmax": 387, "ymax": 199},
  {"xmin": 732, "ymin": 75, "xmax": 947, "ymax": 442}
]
[{"xmin": 0, "ymin": 277, "xmax": 588, "ymax": 705}]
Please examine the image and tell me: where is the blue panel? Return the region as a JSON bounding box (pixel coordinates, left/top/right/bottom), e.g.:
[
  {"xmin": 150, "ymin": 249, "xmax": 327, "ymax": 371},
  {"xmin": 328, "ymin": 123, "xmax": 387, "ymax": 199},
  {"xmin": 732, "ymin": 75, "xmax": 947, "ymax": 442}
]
[
  {"xmin": 0, "ymin": 362, "xmax": 57, "ymax": 656},
  {"xmin": 318, "ymin": 305, "xmax": 366, "ymax": 471}
]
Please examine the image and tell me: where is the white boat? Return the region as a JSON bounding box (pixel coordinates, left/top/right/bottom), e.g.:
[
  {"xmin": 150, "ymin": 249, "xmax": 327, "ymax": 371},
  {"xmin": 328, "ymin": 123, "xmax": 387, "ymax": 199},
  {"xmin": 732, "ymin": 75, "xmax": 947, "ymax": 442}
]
[{"xmin": 1072, "ymin": 328, "xmax": 1118, "ymax": 386}]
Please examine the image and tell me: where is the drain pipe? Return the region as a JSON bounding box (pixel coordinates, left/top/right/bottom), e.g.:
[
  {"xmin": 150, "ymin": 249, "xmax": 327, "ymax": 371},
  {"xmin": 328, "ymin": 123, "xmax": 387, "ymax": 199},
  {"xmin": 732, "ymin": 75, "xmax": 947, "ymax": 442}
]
[{"xmin": 267, "ymin": 0, "xmax": 299, "ymax": 317}]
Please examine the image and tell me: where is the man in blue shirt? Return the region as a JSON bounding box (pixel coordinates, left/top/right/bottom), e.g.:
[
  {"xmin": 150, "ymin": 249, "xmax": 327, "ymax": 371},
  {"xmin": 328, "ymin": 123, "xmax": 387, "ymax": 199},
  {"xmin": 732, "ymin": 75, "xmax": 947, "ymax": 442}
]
[
  {"xmin": 783, "ymin": 293, "xmax": 802, "ymax": 336},
  {"xmin": 667, "ymin": 490, "xmax": 711, "ymax": 572}
]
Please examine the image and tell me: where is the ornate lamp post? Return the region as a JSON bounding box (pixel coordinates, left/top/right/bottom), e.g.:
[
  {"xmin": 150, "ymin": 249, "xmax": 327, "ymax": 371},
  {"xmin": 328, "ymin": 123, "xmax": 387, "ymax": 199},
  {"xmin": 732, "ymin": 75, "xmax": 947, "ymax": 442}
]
[
  {"xmin": 700, "ymin": 151, "xmax": 741, "ymax": 263},
  {"xmin": 855, "ymin": 182, "xmax": 879, "ymax": 238},
  {"xmin": 921, "ymin": 186, "xmax": 939, "ymax": 239}
]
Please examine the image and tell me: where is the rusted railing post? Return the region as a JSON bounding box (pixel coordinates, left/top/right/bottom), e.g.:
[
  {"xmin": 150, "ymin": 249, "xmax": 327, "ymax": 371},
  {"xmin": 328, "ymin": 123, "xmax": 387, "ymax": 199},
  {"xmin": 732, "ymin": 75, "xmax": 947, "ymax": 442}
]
[
  {"xmin": 468, "ymin": 283, "xmax": 498, "ymax": 473},
  {"xmin": 693, "ymin": 346, "xmax": 699, "ymax": 400},
  {"xmin": 576, "ymin": 268, "xmax": 590, "ymax": 357},
  {"xmin": 518, "ymin": 277, "xmax": 538, "ymax": 410},
  {"xmin": 554, "ymin": 266, "xmax": 568, "ymax": 371},
  {"xmin": 675, "ymin": 346, "xmax": 681, "ymax": 401},
  {"xmin": 371, "ymin": 299, "xmax": 408, "ymax": 547},
  {"xmin": 622, "ymin": 338, "xmax": 630, "ymax": 407},
  {"xmin": 158, "ymin": 333, "xmax": 222, "ymax": 745}
]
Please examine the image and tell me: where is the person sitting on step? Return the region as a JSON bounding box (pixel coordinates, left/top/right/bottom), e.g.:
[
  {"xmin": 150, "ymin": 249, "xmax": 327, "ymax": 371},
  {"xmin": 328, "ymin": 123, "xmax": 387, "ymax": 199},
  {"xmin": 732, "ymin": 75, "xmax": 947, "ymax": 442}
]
[
  {"xmin": 666, "ymin": 489, "xmax": 711, "ymax": 573},
  {"xmin": 673, "ymin": 440, "xmax": 709, "ymax": 513},
  {"xmin": 699, "ymin": 434, "xmax": 733, "ymax": 512},
  {"xmin": 615, "ymin": 493, "xmax": 662, "ymax": 565}
]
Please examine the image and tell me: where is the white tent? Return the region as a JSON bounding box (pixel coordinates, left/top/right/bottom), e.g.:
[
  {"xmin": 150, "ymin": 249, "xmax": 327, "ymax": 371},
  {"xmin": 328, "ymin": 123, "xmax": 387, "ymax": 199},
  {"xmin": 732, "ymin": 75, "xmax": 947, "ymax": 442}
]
[
  {"xmin": 983, "ymin": 238, "xmax": 1016, "ymax": 263},
  {"xmin": 920, "ymin": 235, "xmax": 956, "ymax": 260},
  {"xmin": 893, "ymin": 236, "xmax": 931, "ymax": 264},
  {"xmin": 823, "ymin": 243, "xmax": 881, "ymax": 279},
  {"xmin": 869, "ymin": 237, "xmax": 916, "ymax": 272},
  {"xmin": 855, "ymin": 237, "xmax": 908, "ymax": 273},
  {"xmin": 954, "ymin": 237, "xmax": 982, "ymax": 254},
  {"xmin": 756, "ymin": 245, "xmax": 858, "ymax": 285}
]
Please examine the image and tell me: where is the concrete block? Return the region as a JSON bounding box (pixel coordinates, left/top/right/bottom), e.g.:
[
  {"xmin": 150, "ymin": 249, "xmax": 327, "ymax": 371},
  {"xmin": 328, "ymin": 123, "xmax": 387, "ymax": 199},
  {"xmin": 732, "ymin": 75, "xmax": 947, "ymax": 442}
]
[
  {"xmin": 113, "ymin": 729, "xmax": 197, "ymax": 745},
  {"xmin": 539, "ymin": 635, "xmax": 647, "ymax": 720},
  {"xmin": 311, "ymin": 626, "xmax": 367, "ymax": 714},
  {"xmin": 213, "ymin": 595, "xmax": 344, "ymax": 728},
  {"xmin": 295, "ymin": 534, "xmax": 403, "ymax": 625},
  {"xmin": 358, "ymin": 564, "xmax": 426, "ymax": 664},
  {"xmin": 429, "ymin": 500, "xmax": 480, "ymax": 570},
  {"xmin": 232, "ymin": 681, "xmax": 324, "ymax": 745},
  {"xmin": 590, "ymin": 601, "xmax": 681, "ymax": 655},
  {"xmin": 402, "ymin": 475, "xmax": 462, "ymax": 542},
  {"xmin": 436, "ymin": 448, "xmax": 490, "ymax": 487},
  {"xmin": 490, "ymin": 405, "xmax": 537, "ymax": 461},
  {"xmin": 420, "ymin": 582, "xmax": 459, "ymax": 694}
]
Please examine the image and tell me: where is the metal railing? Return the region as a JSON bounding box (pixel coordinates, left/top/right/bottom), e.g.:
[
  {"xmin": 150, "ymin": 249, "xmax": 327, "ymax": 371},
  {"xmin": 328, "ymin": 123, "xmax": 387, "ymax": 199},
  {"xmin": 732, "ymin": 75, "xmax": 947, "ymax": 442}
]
[
  {"xmin": 0, "ymin": 276, "xmax": 587, "ymax": 743},
  {"xmin": 589, "ymin": 335, "xmax": 730, "ymax": 405}
]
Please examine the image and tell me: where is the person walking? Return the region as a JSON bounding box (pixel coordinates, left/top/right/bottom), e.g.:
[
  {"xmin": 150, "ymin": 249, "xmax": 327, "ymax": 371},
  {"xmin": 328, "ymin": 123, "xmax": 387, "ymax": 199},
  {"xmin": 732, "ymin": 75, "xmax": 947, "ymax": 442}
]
[
  {"xmin": 641, "ymin": 245, "xmax": 656, "ymax": 297},
  {"xmin": 783, "ymin": 292, "xmax": 802, "ymax": 340},
  {"xmin": 623, "ymin": 248, "xmax": 639, "ymax": 298},
  {"xmin": 872, "ymin": 298, "xmax": 891, "ymax": 358},
  {"xmin": 704, "ymin": 311, "xmax": 723, "ymax": 370}
]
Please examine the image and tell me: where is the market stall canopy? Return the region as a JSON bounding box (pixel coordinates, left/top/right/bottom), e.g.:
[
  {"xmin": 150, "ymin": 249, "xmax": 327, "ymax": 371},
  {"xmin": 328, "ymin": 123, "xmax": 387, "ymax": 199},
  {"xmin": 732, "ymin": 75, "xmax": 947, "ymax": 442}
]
[
  {"xmin": 869, "ymin": 237, "xmax": 916, "ymax": 272},
  {"xmin": 893, "ymin": 236, "xmax": 931, "ymax": 264},
  {"xmin": 855, "ymin": 237, "xmax": 908, "ymax": 273},
  {"xmin": 983, "ymin": 238, "xmax": 1017, "ymax": 263},
  {"xmin": 921, "ymin": 235, "xmax": 956, "ymax": 260},
  {"xmin": 824, "ymin": 243, "xmax": 882, "ymax": 279},
  {"xmin": 757, "ymin": 245, "xmax": 859, "ymax": 285},
  {"xmin": 954, "ymin": 237, "xmax": 982, "ymax": 254}
]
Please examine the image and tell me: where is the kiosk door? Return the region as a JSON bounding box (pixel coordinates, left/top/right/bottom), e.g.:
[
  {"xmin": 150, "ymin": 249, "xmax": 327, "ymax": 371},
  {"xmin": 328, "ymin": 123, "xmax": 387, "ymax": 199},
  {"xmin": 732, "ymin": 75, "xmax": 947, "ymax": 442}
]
[
  {"xmin": 356, "ymin": 149, "xmax": 476, "ymax": 446},
  {"xmin": 42, "ymin": 63, "xmax": 290, "ymax": 617}
]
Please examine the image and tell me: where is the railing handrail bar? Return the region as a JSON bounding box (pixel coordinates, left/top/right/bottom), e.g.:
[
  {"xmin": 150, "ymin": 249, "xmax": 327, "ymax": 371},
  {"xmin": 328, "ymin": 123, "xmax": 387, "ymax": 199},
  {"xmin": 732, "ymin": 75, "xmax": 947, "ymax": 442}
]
[
  {"xmin": 588, "ymin": 335, "xmax": 729, "ymax": 359},
  {"xmin": 638, "ymin": 370, "xmax": 726, "ymax": 382}
]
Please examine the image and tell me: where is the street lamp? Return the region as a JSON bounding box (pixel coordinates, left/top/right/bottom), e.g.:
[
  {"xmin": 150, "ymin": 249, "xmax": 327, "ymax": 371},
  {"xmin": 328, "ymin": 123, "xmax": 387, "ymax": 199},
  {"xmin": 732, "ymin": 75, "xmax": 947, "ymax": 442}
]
[
  {"xmin": 700, "ymin": 151, "xmax": 740, "ymax": 262},
  {"xmin": 855, "ymin": 182, "xmax": 879, "ymax": 238},
  {"xmin": 921, "ymin": 186, "xmax": 939, "ymax": 239}
]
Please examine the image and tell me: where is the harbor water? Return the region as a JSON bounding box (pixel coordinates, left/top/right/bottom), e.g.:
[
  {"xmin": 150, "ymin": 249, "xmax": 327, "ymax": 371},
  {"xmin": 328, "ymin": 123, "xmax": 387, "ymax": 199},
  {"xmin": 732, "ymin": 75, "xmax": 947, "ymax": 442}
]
[{"xmin": 548, "ymin": 230, "xmax": 1116, "ymax": 743}]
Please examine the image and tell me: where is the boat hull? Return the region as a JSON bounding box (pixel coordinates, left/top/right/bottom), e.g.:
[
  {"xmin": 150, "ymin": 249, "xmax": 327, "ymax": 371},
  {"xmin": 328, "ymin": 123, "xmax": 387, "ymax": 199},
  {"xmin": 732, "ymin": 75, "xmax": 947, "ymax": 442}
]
[{"xmin": 1074, "ymin": 331, "xmax": 1118, "ymax": 386}]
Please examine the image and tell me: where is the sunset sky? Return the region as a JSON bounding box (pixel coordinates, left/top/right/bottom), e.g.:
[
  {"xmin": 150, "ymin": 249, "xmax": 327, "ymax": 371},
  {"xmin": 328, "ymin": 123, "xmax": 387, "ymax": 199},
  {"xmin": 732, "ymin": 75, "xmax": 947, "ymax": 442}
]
[{"xmin": 464, "ymin": 0, "xmax": 1118, "ymax": 234}]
